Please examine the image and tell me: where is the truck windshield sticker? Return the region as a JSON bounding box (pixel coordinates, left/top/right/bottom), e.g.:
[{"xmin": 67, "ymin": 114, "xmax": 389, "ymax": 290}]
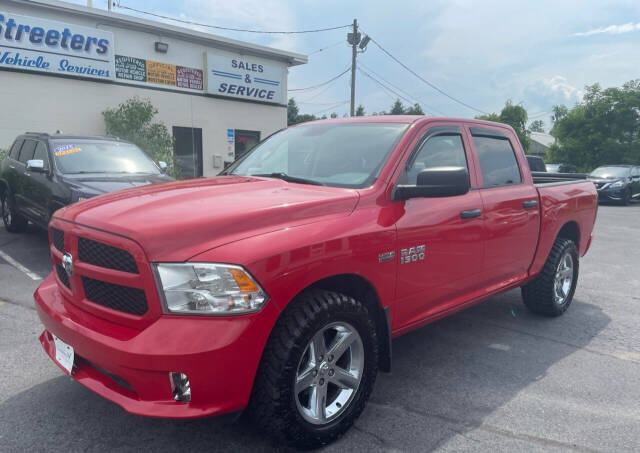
[{"xmin": 54, "ymin": 144, "xmax": 82, "ymax": 157}]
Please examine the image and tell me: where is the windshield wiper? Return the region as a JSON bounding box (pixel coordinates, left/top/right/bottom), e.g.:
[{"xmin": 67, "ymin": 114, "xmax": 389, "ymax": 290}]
[{"xmin": 250, "ymin": 173, "xmax": 325, "ymax": 186}]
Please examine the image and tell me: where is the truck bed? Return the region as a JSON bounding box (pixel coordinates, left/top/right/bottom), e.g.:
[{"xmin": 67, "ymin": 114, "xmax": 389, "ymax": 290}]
[{"xmin": 531, "ymin": 171, "xmax": 590, "ymax": 185}]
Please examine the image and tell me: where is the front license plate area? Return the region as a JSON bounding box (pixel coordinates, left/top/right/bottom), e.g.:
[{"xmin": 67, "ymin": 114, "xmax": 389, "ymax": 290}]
[{"xmin": 52, "ymin": 334, "xmax": 74, "ymax": 374}]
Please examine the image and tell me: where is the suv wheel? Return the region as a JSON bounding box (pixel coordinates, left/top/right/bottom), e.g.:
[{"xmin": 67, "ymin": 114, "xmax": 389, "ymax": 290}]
[
  {"xmin": 2, "ymin": 192, "xmax": 28, "ymax": 233},
  {"xmin": 250, "ymin": 289, "xmax": 378, "ymax": 449},
  {"xmin": 521, "ymin": 237, "xmax": 578, "ymax": 316},
  {"xmin": 622, "ymin": 188, "xmax": 632, "ymax": 206}
]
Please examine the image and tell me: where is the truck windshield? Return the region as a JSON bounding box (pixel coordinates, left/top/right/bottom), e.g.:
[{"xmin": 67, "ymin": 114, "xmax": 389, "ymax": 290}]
[
  {"xmin": 590, "ymin": 167, "xmax": 630, "ymax": 178},
  {"xmin": 227, "ymin": 122, "xmax": 408, "ymax": 188},
  {"xmin": 51, "ymin": 140, "xmax": 161, "ymax": 175}
]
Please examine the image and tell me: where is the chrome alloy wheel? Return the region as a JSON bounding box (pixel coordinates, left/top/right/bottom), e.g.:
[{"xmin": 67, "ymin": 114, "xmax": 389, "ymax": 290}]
[
  {"xmin": 2, "ymin": 197, "xmax": 11, "ymax": 226},
  {"xmin": 554, "ymin": 252, "xmax": 574, "ymax": 305},
  {"xmin": 295, "ymin": 321, "xmax": 364, "ymax": 425}
]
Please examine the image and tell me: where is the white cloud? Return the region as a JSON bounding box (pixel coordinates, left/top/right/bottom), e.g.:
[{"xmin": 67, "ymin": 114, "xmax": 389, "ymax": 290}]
[
  {"xmin": 541, "ymin": 76, "xmax": 583, "ymax": 102},
  {"xmin": 572, "ymin": 22, "xmax": 640, "ymax": 37}
]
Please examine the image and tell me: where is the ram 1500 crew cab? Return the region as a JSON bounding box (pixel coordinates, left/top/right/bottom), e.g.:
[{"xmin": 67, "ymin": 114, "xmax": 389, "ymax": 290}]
[{"xmin": 35, "ymin": 116, "xmax": 598, "ymax": 448}]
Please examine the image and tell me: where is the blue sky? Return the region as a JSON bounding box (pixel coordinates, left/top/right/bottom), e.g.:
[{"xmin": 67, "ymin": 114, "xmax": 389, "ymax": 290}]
[{"xmin": 75, "ymin": 0, "xmax": 640, "ymax": 130}]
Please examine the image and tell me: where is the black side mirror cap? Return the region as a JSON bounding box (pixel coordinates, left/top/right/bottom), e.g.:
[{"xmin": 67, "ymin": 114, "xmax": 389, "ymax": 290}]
[{"xmin": 394, "ymin": 166, "xmax": 470, "ymax": 201}]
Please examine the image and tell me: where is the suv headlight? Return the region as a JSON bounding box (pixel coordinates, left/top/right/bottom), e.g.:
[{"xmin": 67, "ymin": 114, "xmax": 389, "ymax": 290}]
[
  {"xmin": 154, "ymin": 263, "xmax": 268, "ymax": 315},
  {"xmin": 610, "ymin": 180, "xmax": 625, "ymax": 188}
]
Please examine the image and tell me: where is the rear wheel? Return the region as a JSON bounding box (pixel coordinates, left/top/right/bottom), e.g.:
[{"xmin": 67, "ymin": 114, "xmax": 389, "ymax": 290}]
[
  {"xmin": 250, "ymin": 289, "xmax": 378, "ymax": 449},
  {"xmin": 522, "ymin": 237, "xmax": 578, "ymax": 317},
  {"xmin": 2, "ymin": 192, "xmax": 28, "ymax": 233}
]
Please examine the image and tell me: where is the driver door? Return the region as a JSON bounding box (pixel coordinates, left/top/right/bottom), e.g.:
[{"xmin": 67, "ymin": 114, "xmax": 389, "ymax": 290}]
[{"xmin": 393, "ymin": 124, "xmax": 486, "ymax": 330}]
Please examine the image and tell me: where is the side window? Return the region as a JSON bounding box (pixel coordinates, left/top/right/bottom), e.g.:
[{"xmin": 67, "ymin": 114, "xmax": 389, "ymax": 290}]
[
  {"xmin": 632, "ymin": 167, "xmax": 640, "ymax": 177},
  {"xmin": 33, "ymin": 142, "xmax": 50, "ymax": 170},
  {"xmin": 405, "ymin": 134, "xmax": 468, "ymax": 185},
  {"xmin": 9, "ymin": 140, "xmax": 24, "ymax": 159},
  {"xmin": 18, "ymin": 140, "xmax": 37, "ymax": 164},
  {"xmin": 472, "ymin": 135, "xmax": 522, "ymax": 187}
]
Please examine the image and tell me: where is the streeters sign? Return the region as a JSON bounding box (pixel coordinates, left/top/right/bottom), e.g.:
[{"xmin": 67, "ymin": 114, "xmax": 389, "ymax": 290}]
[
  {"xmin": 0, "ymin": 12, "xmax": 115, "ymax": 80},
  {"xmin": 205, "ymin": 52, "xmax": 286, "ymax": 104}
]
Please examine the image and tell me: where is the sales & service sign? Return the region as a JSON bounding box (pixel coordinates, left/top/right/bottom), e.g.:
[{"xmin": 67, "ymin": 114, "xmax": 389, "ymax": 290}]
[
  {"xmin": 0, "ymin": 12, "xmax": 115, "ymax": 80},
  {"xmin": 205, "ymin": 52, "xmax": 285, "ymax": 104}
]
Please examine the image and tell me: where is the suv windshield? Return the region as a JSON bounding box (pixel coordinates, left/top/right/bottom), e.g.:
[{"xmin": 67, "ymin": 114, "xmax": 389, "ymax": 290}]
[
  {"xmin": 51, "ymin": 140, "xmax": 160, "ymax": 175},
  {"xmin": 590, "ymin": 166, "xmax": 630, "ymax": 179},
  {"xmin": 228, "ymin": 122, "xmax": 408, "ymax": 188}
]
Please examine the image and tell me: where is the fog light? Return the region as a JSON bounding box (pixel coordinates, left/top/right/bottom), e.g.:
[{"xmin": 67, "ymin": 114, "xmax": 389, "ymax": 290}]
[{"xmin": 169, "ymin": 372, "xmax": 191, "ymax": 402}]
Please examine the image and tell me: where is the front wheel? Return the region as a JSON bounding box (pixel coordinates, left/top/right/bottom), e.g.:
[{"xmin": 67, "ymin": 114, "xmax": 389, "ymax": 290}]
[
  {"xmin": 2, "ymin": 192, "xmax": 28, "ymax": 233},
  {"xmin": 250, "ymin": 289, "xmax": 378, "ymax": 449},
  {"xmin": 522, "ymin": 237, "xmax": 579, "ymax": 316}
]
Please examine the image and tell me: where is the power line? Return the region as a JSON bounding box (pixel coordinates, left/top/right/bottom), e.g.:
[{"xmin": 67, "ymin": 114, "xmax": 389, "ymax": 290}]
[
  {"xmin": 364, "ymin": 33, "xmax": 488, "ymax": 114},
  {"xmin": 359, "ymin": 61, "xmax": 447, "ymax": 115},
  {"xmin": 115, "ymin": 4, "xmax": 350, "ymax": 34},
  {"xmin": 311, "ymin": 101, "xmax": 350, "ymax": 116},
  {"xmin": 308, "ymin": 40, "xmax": 345, "ymax": 55},
  {"xmin": 358, "ymin": 68, "xmax": 422, "ymax": 111},
  {"xmin": 288, "ymin": 67, "xmax": 350, "ymax": 91}
]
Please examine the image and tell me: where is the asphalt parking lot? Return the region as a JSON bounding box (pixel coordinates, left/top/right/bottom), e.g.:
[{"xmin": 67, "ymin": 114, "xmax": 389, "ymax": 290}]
[{"xmin": 1, "ymin": 203, "xmax": 639, "ymax": 452}]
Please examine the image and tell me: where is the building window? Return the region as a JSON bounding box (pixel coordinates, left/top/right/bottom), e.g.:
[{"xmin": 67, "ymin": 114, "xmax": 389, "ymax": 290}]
[{"xmin": 235, "ymin": 130, "xmax": 261, "ymax": 161}]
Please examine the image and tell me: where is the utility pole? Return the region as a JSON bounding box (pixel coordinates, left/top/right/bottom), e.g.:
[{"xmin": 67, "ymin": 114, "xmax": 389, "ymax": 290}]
[{"xmin": 349, "ymin": 19, "xmax": 358, "ymax": 117}]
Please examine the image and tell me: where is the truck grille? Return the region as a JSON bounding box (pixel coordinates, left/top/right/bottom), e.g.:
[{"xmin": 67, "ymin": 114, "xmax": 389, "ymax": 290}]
[
  {"xmin": 51, "ymin": 228, "xmax": 65, "ymax": 252},
  {"xmin": 55, "ymin": 263, "xmax": 70, "ymax": 288},
  {"xmin": 82, "ymin": 276, "xmax": 148, "ymax": 316},
  {"xmin": 48, "ymin": 220, "xmax": 158, "ymax": 325},
  {"xmin": 78, "ymin": 237, "xmax": 139, "ymax": 274}
]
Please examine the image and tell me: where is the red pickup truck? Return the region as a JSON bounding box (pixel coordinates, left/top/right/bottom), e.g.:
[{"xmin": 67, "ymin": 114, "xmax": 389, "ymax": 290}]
[{"xmin": 35, "ymin": 116, "xmax": 597, "ymax": 448}]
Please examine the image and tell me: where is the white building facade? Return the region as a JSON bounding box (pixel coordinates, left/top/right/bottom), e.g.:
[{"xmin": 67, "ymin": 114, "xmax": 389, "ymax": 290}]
[{"xmin": 0, "ymin": 0, "xmax": 307, "ymax": 177}]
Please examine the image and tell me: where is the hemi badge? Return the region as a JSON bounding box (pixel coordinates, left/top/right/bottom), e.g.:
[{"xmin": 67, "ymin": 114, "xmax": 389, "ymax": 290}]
[{"xmin": 378, "ymin": 251, "xmax": 395, "ymax": 263}]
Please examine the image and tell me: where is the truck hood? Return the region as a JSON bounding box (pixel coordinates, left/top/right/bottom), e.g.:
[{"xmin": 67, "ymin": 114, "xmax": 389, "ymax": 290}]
[
  {"xmin": 54, "ymin": 176, "xmax": 359, "ymax": 261},
  {"xmin": 63, "ymin": 173, "xmax": 173, "ymax": 196}
]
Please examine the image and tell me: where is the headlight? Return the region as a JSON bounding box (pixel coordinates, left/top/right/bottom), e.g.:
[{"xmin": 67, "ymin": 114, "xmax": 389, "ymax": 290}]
[
  {"xmin": 610, "ymin": 180, "xmax": 625, "ymax": 188},
  {"xmin": 154, "ymin": 263, "xmax": 268, "ymax": 315}
]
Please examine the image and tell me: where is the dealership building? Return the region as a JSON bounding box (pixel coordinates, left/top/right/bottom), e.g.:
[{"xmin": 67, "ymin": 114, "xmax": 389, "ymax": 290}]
[{"xmin": 0, "ymin": 0, "xmax": 307, "ymax": 177}]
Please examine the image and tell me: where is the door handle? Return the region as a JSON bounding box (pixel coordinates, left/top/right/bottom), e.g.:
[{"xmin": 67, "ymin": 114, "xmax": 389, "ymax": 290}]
[
  {"xmin": 460, "ymin": 209, "xmax": 482, "ymax": 219},
  {"xmin": 522, "ymin": 200, "xmax": 538, "ymax": 209},
  {"xmin": 9, "ymin": 165, "xmax": 16, "ymax": 169}
]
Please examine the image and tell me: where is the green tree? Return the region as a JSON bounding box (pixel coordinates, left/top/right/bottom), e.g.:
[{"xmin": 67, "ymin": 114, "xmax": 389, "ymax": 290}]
[
  {"xmin": 529, "ymin": 120, "xmax": 545, "ymax": 133},
  {"xmin": 287, "ymin": 98, "xmax": 300, "ymax": 125},
  {"xmin": 355, "ymin": 105, "xmax": 365, "ymax": 116},
  {"xmin": 405, "ymin": 103, "xmax": 424, "ymax": 115},
  {"xmin": 475, "ymin": 100, "xmax": 530, "ymax": 151},
  {"xmin": 548, "ymin": 80, "xmax": 640, "ymax": 170},
  {"xmin": 0, "ymin": 148, "xmax": 7, "ymax": 163},
  {"xmin": 102, "ymin": 97, "xmax": 179, "ymax": 177},
  {"xmin": 389, "ymin": 99, "xmax": 405, "ymax": 115}
]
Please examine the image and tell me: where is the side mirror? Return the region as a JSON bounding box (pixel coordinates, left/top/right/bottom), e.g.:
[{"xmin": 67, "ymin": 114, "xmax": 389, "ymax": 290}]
[
  {"xmin": 158, "ymin": 161, "xmax": 168, "ymax": 173},
  {"xmin": 394, "ymin": 166, "xmax": 470, "ymax": 201},
  {"xmin": 26, "ymin": 159, "xmax": 45, "ymax": 173}
]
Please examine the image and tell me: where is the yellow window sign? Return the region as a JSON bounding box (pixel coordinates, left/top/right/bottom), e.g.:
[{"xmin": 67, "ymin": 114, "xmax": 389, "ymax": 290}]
[
  {"xmin": 146, "ymin": 60, "xmax": 176, "ymax": 86},
  {"xmin": 54, "ymin": 145, "xmax": 82, "ymax": 156}
]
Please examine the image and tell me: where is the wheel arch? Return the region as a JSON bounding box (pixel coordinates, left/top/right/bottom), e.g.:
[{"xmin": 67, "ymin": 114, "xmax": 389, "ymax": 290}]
[
  {"xmin": 556, "ymin": 220, "xmax": 580, "ymax": 248},
  {"xmin": 294, "ymin": 273, "xmax": 392, "ymax": 373}
]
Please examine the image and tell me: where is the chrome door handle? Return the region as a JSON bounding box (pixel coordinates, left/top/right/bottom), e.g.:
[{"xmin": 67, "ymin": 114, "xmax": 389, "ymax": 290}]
[
  {"xmin": 460, "ymin": 209, "xmax": 482, "ymax": 219},
  {"xmin": 522, "ymin": 200, "xmax": 538, "ymax": 209}
]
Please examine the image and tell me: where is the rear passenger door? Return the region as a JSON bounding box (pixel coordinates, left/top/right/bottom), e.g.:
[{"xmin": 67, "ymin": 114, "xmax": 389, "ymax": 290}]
[
  {"xmin": 3, "ymin": 140, "xmax": 24, "ymax": 197},
  {"xmin": 467, "ymin": 126, "xmax": 540, "ymax": 289}
]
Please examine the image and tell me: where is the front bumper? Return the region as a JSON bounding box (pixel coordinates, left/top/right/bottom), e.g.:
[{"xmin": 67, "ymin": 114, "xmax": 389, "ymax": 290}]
[
  {"xmin": 596, "ymin": 187, "xmax": 626, "ymax": 202},
  {"xmin": 35, "ymin": 273, "xmax": 279, "ymax": 419}
]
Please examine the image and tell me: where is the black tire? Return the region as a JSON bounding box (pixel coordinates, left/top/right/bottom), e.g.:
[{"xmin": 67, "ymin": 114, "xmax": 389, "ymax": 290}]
[
  {"xmin": 2, "ymin": 192, "xmax": 28, "ymax": 233},
  {"xmin": 521, "ymin": 237, "xmax": 579, "ymax": 317},
  {"xmin": 621, "ymin": 188, "xmax": 631, "ymax": 206},
  {"xmin": 249, "ymin": 289, "xmax": 378, "ymax": 449}
]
